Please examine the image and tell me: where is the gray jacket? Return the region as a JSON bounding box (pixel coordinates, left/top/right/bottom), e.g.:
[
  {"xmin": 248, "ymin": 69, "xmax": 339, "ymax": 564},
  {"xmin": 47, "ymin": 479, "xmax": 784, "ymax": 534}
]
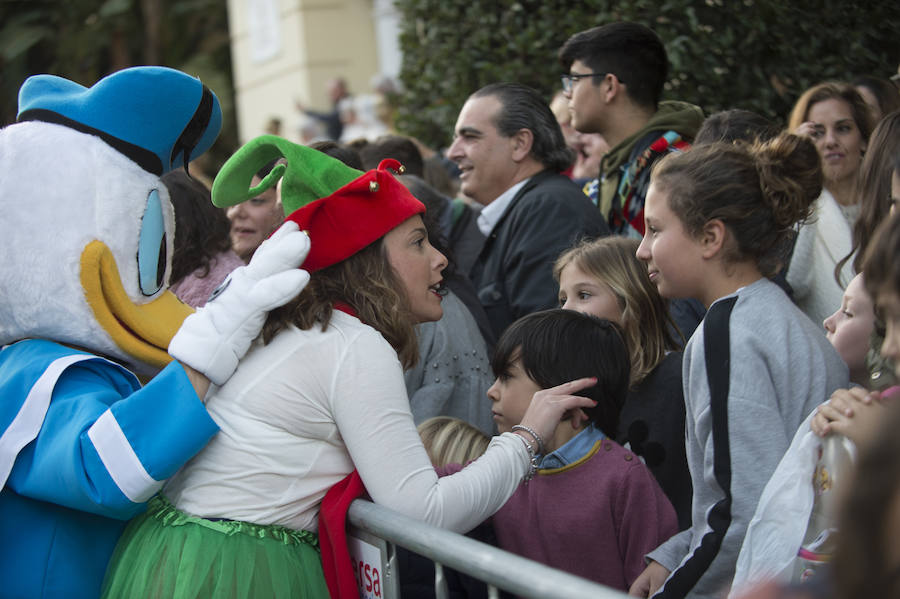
[
  {"xmin": 650, "ymin": 278, "xmax": 848, "ymax": 599},
  {"xmin": 405, "ymin": 290, "xmax": 495, "ymax": 435}
]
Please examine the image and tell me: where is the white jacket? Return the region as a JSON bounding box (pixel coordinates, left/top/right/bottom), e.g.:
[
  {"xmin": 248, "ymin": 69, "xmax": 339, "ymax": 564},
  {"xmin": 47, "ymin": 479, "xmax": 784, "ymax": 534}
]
[{"xmin": 786, "ymin": 189, "xmax": 855, "ymax": 327}]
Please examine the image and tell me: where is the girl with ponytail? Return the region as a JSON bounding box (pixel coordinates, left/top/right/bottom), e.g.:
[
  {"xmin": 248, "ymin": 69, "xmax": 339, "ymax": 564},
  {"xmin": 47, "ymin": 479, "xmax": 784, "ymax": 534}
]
[{"xmin": 629, "ymin": 134, "xmax": 850, "ymax": 599}]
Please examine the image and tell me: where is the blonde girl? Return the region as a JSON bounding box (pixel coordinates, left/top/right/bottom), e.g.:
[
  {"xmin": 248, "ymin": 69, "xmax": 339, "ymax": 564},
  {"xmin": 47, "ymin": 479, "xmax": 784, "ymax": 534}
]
[{"xmin": 554, "ymin": 237, "xmax": 691, "ymax": 529}]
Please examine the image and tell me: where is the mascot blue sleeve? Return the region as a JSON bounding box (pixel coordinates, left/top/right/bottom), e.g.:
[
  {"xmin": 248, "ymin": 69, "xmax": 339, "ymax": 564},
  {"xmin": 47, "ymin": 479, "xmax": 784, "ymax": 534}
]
[
  {"xmin": 1, "ymin": 340, "xmax": 218, "ymax": 515},
  {"xmin": 0, "ymin": 340, "xmax": 218, "ymax": 599},
  {"xmin": 0, "ymin": 65, "xmax": 224, "ymax": 599}
]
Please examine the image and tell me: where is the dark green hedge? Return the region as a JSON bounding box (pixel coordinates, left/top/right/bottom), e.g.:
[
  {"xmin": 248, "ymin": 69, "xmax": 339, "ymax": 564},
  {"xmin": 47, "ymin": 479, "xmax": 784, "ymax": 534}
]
[{"xmin": 394, "ymin": 0, "xmax": 900, "ymax": 151}]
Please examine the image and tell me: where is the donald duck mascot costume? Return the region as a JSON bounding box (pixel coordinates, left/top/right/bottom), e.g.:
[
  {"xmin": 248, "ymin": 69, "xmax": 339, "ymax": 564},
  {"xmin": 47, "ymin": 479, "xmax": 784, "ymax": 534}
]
[{"xmin": 0, "ymin": 67, "xmax": 311, "ymax": 598}]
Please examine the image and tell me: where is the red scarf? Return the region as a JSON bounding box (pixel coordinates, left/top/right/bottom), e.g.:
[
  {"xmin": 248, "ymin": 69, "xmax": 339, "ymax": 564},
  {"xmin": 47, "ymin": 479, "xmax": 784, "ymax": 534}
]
[{"xmin": 319, "ymin": 301, "xmax": 369, "ymax": 598}]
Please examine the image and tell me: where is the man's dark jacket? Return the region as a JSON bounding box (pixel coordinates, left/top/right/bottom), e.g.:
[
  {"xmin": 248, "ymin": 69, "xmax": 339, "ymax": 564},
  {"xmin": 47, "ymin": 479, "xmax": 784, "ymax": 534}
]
[{"xmin": 467, "ymin": 170, "xmax": 609, "ymax": 339}]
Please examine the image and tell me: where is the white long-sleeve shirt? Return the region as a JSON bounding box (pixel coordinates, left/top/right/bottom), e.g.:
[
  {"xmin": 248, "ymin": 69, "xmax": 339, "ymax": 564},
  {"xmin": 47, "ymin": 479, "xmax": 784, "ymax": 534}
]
[{"xmin": 165, "ymin": 310, "xmax": 528, "ymax": 533}]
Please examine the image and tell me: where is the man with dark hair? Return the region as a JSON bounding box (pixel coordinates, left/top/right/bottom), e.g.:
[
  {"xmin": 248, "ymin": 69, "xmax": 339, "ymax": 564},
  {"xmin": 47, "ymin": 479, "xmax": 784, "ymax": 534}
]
[
  {"xmin": 559, "ymin": 22, "xmax": 704, "ymax": 237},
  {"xmin": 447, "ymin": 82, "xmax": 608, "ymax": 339}
]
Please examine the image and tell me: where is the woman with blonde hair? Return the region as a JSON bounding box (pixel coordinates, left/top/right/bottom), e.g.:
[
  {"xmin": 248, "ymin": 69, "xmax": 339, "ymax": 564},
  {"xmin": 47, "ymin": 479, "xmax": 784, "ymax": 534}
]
[{"xmin": 554, "ymin": 236, "xmax": 691, "ymax": 529}]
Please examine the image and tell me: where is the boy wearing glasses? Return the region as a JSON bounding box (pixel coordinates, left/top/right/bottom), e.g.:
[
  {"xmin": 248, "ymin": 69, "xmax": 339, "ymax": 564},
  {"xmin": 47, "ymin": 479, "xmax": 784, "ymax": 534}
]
[{"xmin": 558, "ymin": 22, "xmax": 704, "ymax": 238}]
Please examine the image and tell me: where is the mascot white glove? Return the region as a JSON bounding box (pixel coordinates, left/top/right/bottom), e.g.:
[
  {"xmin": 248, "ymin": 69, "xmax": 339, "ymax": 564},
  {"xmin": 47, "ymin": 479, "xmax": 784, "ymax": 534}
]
[{"xmin": 168, "ymin": 221, "xmax": 310, "ymax": 385}]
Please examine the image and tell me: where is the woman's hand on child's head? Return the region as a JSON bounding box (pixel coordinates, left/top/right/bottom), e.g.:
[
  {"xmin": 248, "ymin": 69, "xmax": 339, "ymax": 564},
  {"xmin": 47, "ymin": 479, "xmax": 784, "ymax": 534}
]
[{"xmin": 517, "ymin": 377, "xmax": 598, "ymax": 446}]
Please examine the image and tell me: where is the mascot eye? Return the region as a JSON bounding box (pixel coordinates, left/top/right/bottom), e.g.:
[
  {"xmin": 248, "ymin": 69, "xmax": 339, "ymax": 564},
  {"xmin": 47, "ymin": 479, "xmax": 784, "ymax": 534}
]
[{"xmin": 137, "ymin": 189, "xmax": 167, "ymax": 296}]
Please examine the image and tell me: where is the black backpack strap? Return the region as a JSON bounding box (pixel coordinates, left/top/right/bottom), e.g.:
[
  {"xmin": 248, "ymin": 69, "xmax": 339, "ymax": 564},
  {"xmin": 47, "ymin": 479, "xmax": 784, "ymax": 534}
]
[{"xmin": 657, "ymin": 296, "xmax": 737, "ymax": 598}]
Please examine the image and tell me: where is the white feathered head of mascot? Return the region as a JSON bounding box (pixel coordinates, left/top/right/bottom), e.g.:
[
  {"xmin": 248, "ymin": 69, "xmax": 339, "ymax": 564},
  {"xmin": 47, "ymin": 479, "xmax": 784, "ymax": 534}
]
[{"xmin": 0, "ymin": 66, "xmax": 222, "ymax": 375}]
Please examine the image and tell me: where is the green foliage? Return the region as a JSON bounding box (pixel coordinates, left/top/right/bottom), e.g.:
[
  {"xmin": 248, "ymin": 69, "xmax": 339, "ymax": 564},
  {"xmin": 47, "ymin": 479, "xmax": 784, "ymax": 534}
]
[
  {"xmin": 0, "ymin": 0, "xmax": 236, "ymax": 171},
  {"xmin": 395, "ymin": 0, "xmax": 900, "ymax": 150}
]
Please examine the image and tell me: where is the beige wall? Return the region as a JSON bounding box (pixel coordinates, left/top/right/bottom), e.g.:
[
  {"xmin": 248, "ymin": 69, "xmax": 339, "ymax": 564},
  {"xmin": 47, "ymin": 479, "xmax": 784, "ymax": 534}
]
[{"xmin": 226, "ymin": 0, "xmax": 382, "ymax": 143}]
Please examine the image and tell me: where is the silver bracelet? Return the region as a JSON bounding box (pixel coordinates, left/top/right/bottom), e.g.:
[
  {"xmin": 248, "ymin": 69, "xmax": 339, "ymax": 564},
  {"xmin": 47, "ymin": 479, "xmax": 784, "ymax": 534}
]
[
  {"xmin": 512, "ymin": 432, "xmax": 538, "ymax": 482},
  {"xmin": 511, "ymin": 424, "xmax": 545, "ymax": 456}
]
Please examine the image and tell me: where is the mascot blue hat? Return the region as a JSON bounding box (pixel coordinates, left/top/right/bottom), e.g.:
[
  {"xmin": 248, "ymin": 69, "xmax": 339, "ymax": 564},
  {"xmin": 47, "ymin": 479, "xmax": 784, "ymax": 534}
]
[{"xmin": 17, "ymin": 66, "xmax": 222, "ymax": 176}]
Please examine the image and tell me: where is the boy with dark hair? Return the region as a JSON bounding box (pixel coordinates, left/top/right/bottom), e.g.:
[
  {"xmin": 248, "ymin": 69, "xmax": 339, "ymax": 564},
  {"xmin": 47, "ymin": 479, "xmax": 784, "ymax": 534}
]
[
  {"xmin": 558, "ymin": 22, "xmax": 704, "ymax": 237},
  {"xmin": 482, "ymin": 309, "xmax": 678, "ymax": 591}
]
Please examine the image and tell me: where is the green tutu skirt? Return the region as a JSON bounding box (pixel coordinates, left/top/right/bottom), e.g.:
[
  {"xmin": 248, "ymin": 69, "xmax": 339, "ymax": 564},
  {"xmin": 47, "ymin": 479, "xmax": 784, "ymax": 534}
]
[{"xmin": 100, "ymin": 495, "xmax": 329, "ymax": 599}]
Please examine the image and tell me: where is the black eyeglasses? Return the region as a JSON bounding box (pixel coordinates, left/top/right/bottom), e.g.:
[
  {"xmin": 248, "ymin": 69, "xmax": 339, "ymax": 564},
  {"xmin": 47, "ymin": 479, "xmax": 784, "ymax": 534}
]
[{"xmin": 560, "ymin": 72, "xmax": 621, "ymax": 94}]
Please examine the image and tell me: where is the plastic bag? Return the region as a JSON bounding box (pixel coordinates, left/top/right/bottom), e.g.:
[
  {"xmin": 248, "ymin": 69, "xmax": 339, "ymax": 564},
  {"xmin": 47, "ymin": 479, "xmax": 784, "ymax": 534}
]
[
  {"xmin": 790, "ymin": 432, "xmax": 854, "ymax": 583},
  {"xmin": 729, "ymin": 409, "xmax": 855, "ymax": 597}
]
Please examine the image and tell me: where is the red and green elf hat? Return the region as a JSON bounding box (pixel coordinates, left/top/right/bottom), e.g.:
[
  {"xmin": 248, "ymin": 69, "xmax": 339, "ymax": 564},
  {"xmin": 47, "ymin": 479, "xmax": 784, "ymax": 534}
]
[{"xmin": 212, "ymin": 134, "xmax": 424, "ymax": 272}]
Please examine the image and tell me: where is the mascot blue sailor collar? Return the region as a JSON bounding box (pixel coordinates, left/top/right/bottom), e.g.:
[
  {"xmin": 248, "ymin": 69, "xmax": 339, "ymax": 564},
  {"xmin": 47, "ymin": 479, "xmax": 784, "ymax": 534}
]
[{"xmin": 0, "ymin": 66, "xmax": 311, "ymax": 599}]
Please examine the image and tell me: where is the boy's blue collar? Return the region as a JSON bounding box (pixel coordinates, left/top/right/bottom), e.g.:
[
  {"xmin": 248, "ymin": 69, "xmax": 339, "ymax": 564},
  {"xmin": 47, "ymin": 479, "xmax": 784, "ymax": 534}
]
[{"xmin": 539, "ymin": 423, "xmax": 606, "ymax": 470}]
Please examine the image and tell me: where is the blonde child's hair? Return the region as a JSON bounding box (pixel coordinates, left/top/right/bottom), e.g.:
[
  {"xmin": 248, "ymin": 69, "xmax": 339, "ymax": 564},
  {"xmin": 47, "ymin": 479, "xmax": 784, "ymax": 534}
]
[
  {"xmin": 417, "ymin": 416, "xmax": 490, "ymax": 467},
  {"xmin": 554, "ymin": 237, "xmax": 680, "ymax": 387}
]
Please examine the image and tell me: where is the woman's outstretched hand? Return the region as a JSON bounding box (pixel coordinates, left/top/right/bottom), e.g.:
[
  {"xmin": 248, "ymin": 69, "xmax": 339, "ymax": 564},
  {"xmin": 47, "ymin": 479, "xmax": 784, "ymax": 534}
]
[{"xmin": 516, "ymin": 377, "xmax": 598, "ymax": 445}]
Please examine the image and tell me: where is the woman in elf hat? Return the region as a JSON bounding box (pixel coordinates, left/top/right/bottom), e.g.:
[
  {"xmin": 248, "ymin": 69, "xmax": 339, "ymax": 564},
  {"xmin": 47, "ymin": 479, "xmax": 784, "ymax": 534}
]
[{"xmin": 101, "ymin": 136, "xmax": 598, "ymax": 599}]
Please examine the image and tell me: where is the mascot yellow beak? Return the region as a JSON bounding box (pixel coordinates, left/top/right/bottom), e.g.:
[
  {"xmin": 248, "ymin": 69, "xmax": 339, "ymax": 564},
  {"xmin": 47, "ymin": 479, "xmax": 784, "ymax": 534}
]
[{"xmin": 80, "ymin": 240, "xmax": 193, "ymax": 369}]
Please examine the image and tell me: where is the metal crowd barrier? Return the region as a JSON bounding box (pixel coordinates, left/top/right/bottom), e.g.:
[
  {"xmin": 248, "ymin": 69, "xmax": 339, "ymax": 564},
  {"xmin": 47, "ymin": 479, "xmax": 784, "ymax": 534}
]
[{"xmin": 347, "ymin": 499, "xmax": 632, "ymax": 599}]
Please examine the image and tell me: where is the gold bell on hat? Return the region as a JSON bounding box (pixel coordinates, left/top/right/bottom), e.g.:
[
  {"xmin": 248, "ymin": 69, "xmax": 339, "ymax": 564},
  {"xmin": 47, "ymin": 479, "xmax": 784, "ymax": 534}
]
[{"xmin": 369, "ymin": 181, "xmax": 379, "ymax": 192}]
